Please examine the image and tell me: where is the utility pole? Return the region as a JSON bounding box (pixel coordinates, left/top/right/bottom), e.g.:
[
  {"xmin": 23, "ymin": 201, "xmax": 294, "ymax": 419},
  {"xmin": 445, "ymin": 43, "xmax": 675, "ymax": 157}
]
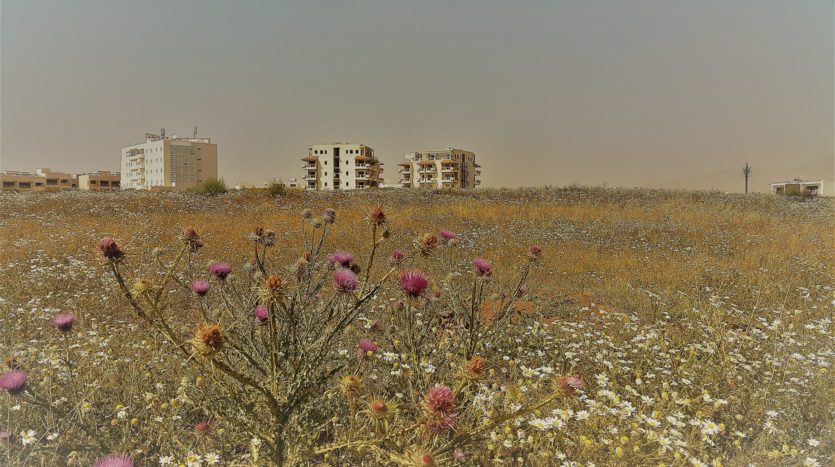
[{"xmin": 743, "ymin": 162, "xmax": 752, "ymax": 194}]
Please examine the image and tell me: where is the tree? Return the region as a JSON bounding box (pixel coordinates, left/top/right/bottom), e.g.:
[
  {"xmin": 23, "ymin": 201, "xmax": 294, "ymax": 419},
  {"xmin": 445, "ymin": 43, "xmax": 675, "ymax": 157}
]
[{"xmin": 743, "ymin": 162, "xmax": 752, "ymax": 194}]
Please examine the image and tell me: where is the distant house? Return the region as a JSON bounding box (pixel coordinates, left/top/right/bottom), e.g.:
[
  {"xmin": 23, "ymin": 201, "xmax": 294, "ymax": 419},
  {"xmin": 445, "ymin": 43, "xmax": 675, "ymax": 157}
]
[{"xmin": 769, "ymin": 179, "xmax": 834, "ymax": 197}]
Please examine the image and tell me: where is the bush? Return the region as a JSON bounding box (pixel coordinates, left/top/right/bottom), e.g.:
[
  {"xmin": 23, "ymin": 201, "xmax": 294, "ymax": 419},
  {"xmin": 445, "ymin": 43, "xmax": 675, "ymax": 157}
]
[
  {"xmin": 195, "ymin": 178, "xmax": 227, "ymax": 196},
  {"xmin": 267, "ymin": 180, "xmax": 288, "ymax": 197}
]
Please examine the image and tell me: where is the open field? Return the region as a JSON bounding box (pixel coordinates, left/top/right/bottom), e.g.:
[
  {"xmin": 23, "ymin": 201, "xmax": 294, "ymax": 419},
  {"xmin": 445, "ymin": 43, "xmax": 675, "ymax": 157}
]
[{"xmin": 0, "ymin": 187, "xmax": 833, "ymax": 466}]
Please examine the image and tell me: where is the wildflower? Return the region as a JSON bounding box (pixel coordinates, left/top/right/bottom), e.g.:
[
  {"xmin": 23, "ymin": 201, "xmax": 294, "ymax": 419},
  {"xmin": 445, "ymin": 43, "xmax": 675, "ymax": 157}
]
[
  {"xmin": 557, "ymin": 375, "xmax": 584, "ymax": 396},
  {"xmin": 208, "ymin": 262, "xmax": 231, "ymax": 280},
  {"xmin": 439, "ymin": 229, "xmax": 456, "ymax": 243},
  {"xmin": 158, "ymin": 456, "xmax": 174, "ymax": 465},
  {"xmin": 400, "ymin": 270, "xmax": 429, "ymax": 298},
  {"xmin": 301, "ymin": 208, "xmax": 313, "ymax": 219},
  {"xmin": 529, "ymin": 244, "xmax": 542, "ymax": 259},
  {"xmin": 516, "ymin": 285, "xmax": 528, "ymax": 297},
  {"xmin": 333, "ymin": 269, "xmax": 359, "ymax": 293},
  {"xmin": 204, "ymin": 453, "xmax": 220, "ymax": 465},
  {"xmin": 194, "ymin": 324, "xmax": 224, "ymax": 356},
  {"xmin": 0, "ymin": 370, "xmax": 27, "ymax": 395},
  {"xmin": 94, "ymin": 453, "xmax": 134, "ymax": 467},
  {"xmin": 0, "ymin": 430, "xmax": 11, "ymax": 444},
  {"xmin": 464, "ymin": 355, "xmax": 487, "ymax": 379},
  {"xmin": 98, "ymin": 237, "xmax": 124, "ymax": 261},
  {"xmin": 358, "ymin": 338, "xmax": 378, "ymax": 356},
  {"xmin": 452, "ymin": 449, "xmax": 467, "ymax": 462},
  {"xmin": 807, "ymin": 438, "xmax": 820, "ymax": 447},
  {"xmin": 182, "ymin": 227, "xmax": 204, "ymax": 251},
  {"xmin": 472, "ymin": 258, "xmax": 492, "ymax": 277},
  {"xmin": 389, "ymin": 249, "xmax": 405, "ymax": 265},
  {"xmin": 20, "ymin": 430, "xmax": 36, "ymax": 446},
  {"xmin": 194, "ymin": 420, "xmax": 211, "ymax": 434},
  {"xmin": 425, "ymin": 385, "xmax": 455, "ymax": 414},
  {"xmin": 50, "ymin": 312, "xmax": 77, "ymax": 332},
  {"xmin": 369, "ymin": 399, "xmax": 388, "ymax": 418},
  {"xmin": 263, "ymin": 230, "xmax": 276, "ymax": 246},
  {"xmin": 253, "ymin": 306, "xmax": 269, "ymax": 324},
  {"xmin": 426, "ymin": 414, "xmax": 456, "ymax": 433},
  {"xmin": 369, "ymin": 207, "xmax": 386, "ymax": 225},
  {"xmin": 329, "ymin": 251, "xmax": 355, "ymax": 268},
  {"xmin": 190, "ymin": 280, "xmax": 210, "ymax": 296},
  {"xmin": 411, "ymin": 451, "xmax": 436, "ymax": 466},
  {"xmin": 323, "ymin": 208, "xmax": 336, "ymax": 224}
]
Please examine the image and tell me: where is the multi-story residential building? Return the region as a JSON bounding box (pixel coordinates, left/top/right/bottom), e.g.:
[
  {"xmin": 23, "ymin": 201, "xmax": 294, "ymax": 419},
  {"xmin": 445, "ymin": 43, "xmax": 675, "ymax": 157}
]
[
  {"xmin": 301, "ymin": 143, "xmax": 383, "ymax": 190},
  {"xmin": 120, "ymin": 131, "xmax": 218, "ymax": 190},
  {"xmin": 770, "ymin": 178, "xmax": 835, "ymax": 197},
  {"xmin": 78, "ymin": 171, "xmax": 121, "ymax": 191},
  {"xmin": 0, "ymin": 168, "xmax": 78, "ymax": 191},
  {"xmin": 397, "ymin": 148, "xmax": 481, "ymax": 189}
]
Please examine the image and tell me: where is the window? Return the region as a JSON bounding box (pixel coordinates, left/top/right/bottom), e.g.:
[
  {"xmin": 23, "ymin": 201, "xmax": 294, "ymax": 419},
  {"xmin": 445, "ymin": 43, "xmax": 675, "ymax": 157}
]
[
  {"xmin": 346, "ymin": 182, "xmax": 349, "ymax": 187},
  {"xmin": 324, "ymin": 172, "xmax": 328, "ymax": 176},
  {"xmin": 325, "ymin": 182, "xmax": 328, "ymax": 187}
]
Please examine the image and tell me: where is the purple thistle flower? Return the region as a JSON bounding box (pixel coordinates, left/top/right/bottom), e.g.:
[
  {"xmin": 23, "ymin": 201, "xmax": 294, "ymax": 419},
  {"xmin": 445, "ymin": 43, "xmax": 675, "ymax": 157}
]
[
  {"xmin": 333, "ymin": 269, "xmax": 359, "ymax": 293},
  {"xmin": 400, "ymin": 270, "xmax": 429, "ymax": 298},
  {"xmin": 50, "ymin": 312, "xmax": 76, "ymax": 332},
  {"xmin": 389, "ymin": 249, "xmax": 404, "ymax": 265},
  {"xmin": 529, "ymin": 244, "xmax": 542, "ymax": 259},
  {"xmin": 516, "ymin": 285, "xmax": 528, "ymax": 297},
  {"xmin": 97, "ymin": 237, "xmax": 123, "ymax": 260},
  {"xmin": 439, "ymin": 229, "xmax": 456, "ymax": 242},
  {"xmin": 0, "ymin": 430, "xmax": 10, "ymax": 444},
  {"xmin": 253, "ymin": 305, "xmax": 269, "ymax": 324},
  {"xmin": 358, "ymin": 338, "xmax": 378, "ymax": 356},
  {"xmin": 323, "ymin": 208, "xmax": 337, "ymax": 224},
  {"xmin": 93, "ymin": 453, "xmax": 134, "ymax": 467},
  {"xmin": 425, "ymin": 384, "xmax": 455, "ymax": 413},
  {"xmin": 472, "ymin": 258, "xmax": 492, "ymax": 277},
  {"xmin": 208, "ymin": 262, "xmax": 232, "ymax": 280},
  {"xmin": 191, "ymin": 280, "xmax": 211, "ymax": 296},
  {"xmin": 0, "ymin": 370, "xmax": 27, "ymax": 396},
  {"xmin": 328, "ymin": 251, "xmax": 354, "ymax": 268},
  {"xmin": 426, "ymin": 414, "xmax": 456, "ymax": 433}
]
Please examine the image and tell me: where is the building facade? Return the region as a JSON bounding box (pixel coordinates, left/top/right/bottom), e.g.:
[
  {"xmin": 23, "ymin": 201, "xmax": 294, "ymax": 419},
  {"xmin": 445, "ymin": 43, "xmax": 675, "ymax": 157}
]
[
  {"xmin": 120, "ymin": 131, "xmax": 218, "ymax": 190},
  {"xmin": 0, "ymin": 168, "xmax": 78, "ymax": 191},
  {"xmin": 78, "ymin": 171, "xmax": 121, "ymax": 191},
  {"xmin": 770, "ymin": 179, "xmax": 835, "ymax": 197},
  {"xmin": 397, "ymin": 148, "xmax": 481, "ymax": 189},
  {"xmin": 302, "ymin": 143, "xmax": 383, "ymax": 190}
]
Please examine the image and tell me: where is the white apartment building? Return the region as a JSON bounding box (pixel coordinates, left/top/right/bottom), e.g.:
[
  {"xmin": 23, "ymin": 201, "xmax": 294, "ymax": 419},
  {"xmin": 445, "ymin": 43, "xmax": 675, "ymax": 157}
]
[
  {"xmin": 120, "ymin": 130, "xmax": 218, "ymax": 190},
  {"xmin": 769, "ymin": 179, "xmax": 835, "ymax": 197},
  {"xmin": 302, "ymin": 143, "xmax": 383, "ymax": 190},
  {"xmin": 397, "ymin": 148, "xmax": 481, "ymax": 189}
]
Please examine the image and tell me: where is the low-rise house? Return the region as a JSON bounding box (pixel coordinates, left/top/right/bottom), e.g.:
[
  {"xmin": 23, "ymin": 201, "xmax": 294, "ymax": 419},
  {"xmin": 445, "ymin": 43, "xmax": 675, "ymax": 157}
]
[
  {"xmin": 78, "ymin": 171, "xmax": 121, "ymax": 191},
  {"xmin": 769, "ymin": 179, "xmax": 834, "ymax": 197},
  {"xmin": 0, "ymin": 168, "xmax": 77, "ymax": 191}
]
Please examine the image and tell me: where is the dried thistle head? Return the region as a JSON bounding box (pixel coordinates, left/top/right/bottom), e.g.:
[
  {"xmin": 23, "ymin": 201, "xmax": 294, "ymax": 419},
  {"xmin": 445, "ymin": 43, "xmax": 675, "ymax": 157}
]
[
  {"xmin": 339, "ymin": 375, "xmax": 362, "ymax": 397},
  {"xmin": 264, "ymin": 275, "xmax": 283, "ymax": 293},
  {"xmin": 417, "ymin": 233, "xmax": 438, "ymax": 255},
  {"xmin": 556, "ymin": 375, "xmax": 585, "ymax": 396},
  {"xmin": 464, "ymin": 355, "xmax": 487, "ymax": 380},
  {"xmin": 132, "ymin": 278, "xmax": 153, "ymax": 295},
  {"xmin": 194, "ymin": 324, "xmax": 225, "ymax": 356},
  {"xmin": 368, "ymin": 399, "xmax": 394, "ymax": 419}
]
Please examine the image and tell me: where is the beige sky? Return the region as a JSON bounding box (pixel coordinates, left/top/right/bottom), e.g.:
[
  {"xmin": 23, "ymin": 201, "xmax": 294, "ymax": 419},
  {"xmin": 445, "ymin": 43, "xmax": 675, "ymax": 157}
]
[{"xmin": 1, "ymin": 1, "xmax": 832, "ymax": 191}]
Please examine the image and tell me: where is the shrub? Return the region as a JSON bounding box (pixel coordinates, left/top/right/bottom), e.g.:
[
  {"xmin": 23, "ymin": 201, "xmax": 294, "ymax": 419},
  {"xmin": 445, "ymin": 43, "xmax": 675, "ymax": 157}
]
[
  {"xmin": 267, "ymin": 180, "xmax": 288, "ymax": 197},
  {"xmin": 195, "ymin": 178, "xmax": 227, "ymax": 196}
]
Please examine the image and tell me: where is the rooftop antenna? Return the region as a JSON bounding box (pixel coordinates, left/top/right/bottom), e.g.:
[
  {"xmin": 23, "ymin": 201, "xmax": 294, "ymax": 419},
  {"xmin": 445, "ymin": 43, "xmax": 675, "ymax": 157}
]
[
  {"xmin": 193, "ymin": 125, "xmax": 198, "ymax": 138},
  {"xmin": 160, "ymin": 128, "xmax": 166, "ymax": 138}
]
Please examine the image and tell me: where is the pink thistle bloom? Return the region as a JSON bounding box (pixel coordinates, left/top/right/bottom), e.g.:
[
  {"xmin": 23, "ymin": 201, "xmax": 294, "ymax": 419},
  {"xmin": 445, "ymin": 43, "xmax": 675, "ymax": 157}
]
[
  {"xmin": 426, "ymin": 414, "xmax": 456, "ymax": 433},
  {"xmin": 358, "ymin": 338, "xmax": 378, "ymax": 356},
  {"xmin": 369, "ymin": 207, "xmax": 386, "ymax": 224},
  {"xmin": 333, "ymin": 269, "xmax": 359, "ymax": 293},
  {"xmin": 0, "ymin": 370, "xmax": 27, "ymax": 396},
  {"xmin": 190, "ymin": 280, "xmax": 210, "ymax": 296},
  {"xmin": 400, "ymin": 270, "xmax": 429, "ymax": 298},
  {"xmin": 94, "ymin": 453, "xmax": 134, "ymax": 467},
  {"xmin": 439, "ymin": 229, "xmax": 456, "ymax": 242},
  {"xmin": 472, "ymin": 258, "xmax": 492, "ymax": 277},
  {"xmin": 389, "ymin": 249, "xmax": 405, "ymax": 265},
  {"xmin": 97, "ymin": 237, "xmax": 123, "ymax": 260},
  {"xmin": 558, "ymin": 375, "xmax": 585, "ymax": 395},
  {"xmin": 253, "ymin": 306, "xmax": 269, "ymax": 324},
  {"xmin": 516, "ymin": 285, "xmax": 528, "ymax": 297},
  {"xmin": 328, "ymin": 251, "xmax": 354, "ymax": 268},
  {"xmin": 529, "ymin": 244, "xmax": 542, "ymax": 259},
  {"xmin": 0, "ymin": 430, "xmax": 11, "ymax": 444},
  {"xmin": 424, "ymin": 384, "xmax": 455, "ymax": 414},
  {"xmin": 194, "ymin": 420, "xmax": 212, "ymax": 434},
  {"xmin": 208, "ymin": 262, "xmax": 232, "ymax": 280},
  {"xmin": 50, "ymin": 312, "xmax": 76, "ymax": 332}
]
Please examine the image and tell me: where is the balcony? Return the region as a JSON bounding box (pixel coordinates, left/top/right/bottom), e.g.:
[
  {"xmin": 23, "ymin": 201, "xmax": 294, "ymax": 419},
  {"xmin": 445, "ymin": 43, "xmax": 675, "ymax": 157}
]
[
  {"xmin": 303, "ymin": 173, "xmax": 318, "ymax": 181},
  {"xmin": 302, "ymin": 163, "xmax": 317, "ymax": 169},
  {"xmin": 441, "ymin": 166, "xmax": 458, "ymax": 172}
]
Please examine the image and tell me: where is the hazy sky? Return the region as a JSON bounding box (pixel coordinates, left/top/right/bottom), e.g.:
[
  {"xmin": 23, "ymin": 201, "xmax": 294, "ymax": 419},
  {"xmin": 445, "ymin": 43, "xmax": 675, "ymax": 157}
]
[{"xmin": 1, "ymin": 0, "xmax": 832, "ymax": 189}]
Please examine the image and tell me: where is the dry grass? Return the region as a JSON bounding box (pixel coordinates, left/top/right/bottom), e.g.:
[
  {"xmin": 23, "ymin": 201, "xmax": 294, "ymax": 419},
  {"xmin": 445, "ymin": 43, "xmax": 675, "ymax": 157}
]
[{"xmin": 0, "ymin": 187, "xmax": 833, "ymax": 465}]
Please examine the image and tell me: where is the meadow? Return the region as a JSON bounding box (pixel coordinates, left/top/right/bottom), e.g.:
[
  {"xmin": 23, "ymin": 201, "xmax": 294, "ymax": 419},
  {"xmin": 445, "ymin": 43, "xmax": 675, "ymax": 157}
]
[{"xmin": 0, "ymin": 187, "xmax": 832, "ymax": 466}]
